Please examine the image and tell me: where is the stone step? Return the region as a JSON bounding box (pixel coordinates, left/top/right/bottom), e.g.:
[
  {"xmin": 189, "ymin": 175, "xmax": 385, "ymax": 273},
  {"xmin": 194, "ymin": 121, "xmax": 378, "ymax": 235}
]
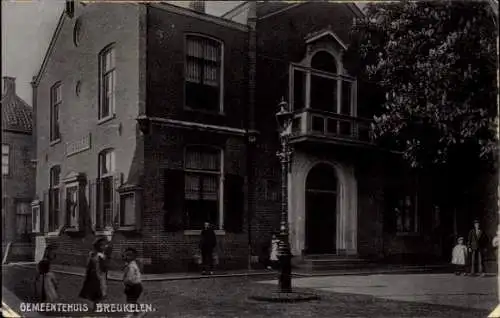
[
  {"xmin": 303, "ymin": 254, "xmax": 362, "ymax": 260},
  {"xmin": 295, "ymin": 255, "xmax": 374, "ymax": 271},
  {"xmin": 296, "ymin": 262, "xmax": 376, "ymax": 271}
]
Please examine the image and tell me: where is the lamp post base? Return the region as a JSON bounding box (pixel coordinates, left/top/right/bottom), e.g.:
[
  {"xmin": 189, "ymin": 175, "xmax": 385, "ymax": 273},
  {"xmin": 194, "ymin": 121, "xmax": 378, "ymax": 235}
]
[
  {"xmin": 279, "ymin": 254, "xmax": 292, "ymax": 293},
  {"xmin": 248, "ymin": 291, "xmax": 320, "ymax": 303}
]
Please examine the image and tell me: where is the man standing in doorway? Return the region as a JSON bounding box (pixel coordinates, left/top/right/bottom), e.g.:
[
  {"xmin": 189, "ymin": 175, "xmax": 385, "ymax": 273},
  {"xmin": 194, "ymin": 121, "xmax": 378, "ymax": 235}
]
[
  {"xmin": 200, "ymin": 222, "xmax": 216, "ymax": 275},
  {"xmin": 468, "ymin": 219, "xmax": 488, "ymax": 276}
]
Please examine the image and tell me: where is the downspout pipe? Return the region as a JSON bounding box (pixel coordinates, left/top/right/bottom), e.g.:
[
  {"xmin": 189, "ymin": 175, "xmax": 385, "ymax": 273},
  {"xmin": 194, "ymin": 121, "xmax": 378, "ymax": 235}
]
[{"xmin": 246, "ymin": 2, "xmax": 257, "ymax": 270}]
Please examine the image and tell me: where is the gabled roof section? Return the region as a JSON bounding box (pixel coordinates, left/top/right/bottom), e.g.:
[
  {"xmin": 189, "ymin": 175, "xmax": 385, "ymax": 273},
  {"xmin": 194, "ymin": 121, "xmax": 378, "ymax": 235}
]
[
  {"xmin": 305, "ymin": 27, "xmax": 348, "ymax": 50},
  {"xmin": 221, "ymin": 1, "xmax": 305, "ymax": 20},
  {"xmin": 151, "ymin": 2, "xmax": 248, "ymax": 32},
  {"xmin": 32, "ymin": 9, "xmax": 66, "ymax": 87},
  {"xmin": 2, "ymin": 78, "xmax": 33, "ymax": 134},
  {"xmin": 257, "ymin": 1, "xmax": 305, "ymax": 19},
  {"xmin": 221, "ymin": 1, "xmax": 251, "ymax": 19}
]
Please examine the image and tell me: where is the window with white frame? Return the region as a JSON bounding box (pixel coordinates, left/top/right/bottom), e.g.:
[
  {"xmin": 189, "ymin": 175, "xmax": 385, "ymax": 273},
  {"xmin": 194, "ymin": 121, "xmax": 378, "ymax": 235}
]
[
  {"xmin": 16, "ymin": 202, "xmax": 32, "ymax": 238},
  {"xmin": 99, "ymin": 45, "xmax": 115, "ymax": 119},
  {"xmin": 32, "ymin": 205, "xmax": 41, "ymax": 233},
  {"xmin": 395, "ymin": 194, "xmax": 419, "ymax": 234},
  {"xmin": 184, "ymin": 146, "xmax": 222, "ymax": 230},
  {"xmin": 49, "ymin": 166, "xmax": 61, "ymax": 232},
  {"xmin": 290, "ymin": 50, "xmax": 357, "ymax": 137},
  {"xmin": 50, "ymin": 83, "xmax": 62, "ymax": 141},
  {"xmin": 119, "ymin": 192, "xmax": 136, "ymax": 227},
  {"xmin": 291, "ymin": 51, "xmax": 355, "ymax": 113},
  {"xmin": 65, "ymin": 185, "xmax": 79, "ymax": 228},
  {"xmin": 2, "ymin": 144, "xmax": 10, "ymax": 176},
  {"xmin": 97, "ymin": 149, "xmax": 115, "ymax": 229},
  {"xmin": 185, "ymin": 35, "xmax": 223, "ymax": 112}
]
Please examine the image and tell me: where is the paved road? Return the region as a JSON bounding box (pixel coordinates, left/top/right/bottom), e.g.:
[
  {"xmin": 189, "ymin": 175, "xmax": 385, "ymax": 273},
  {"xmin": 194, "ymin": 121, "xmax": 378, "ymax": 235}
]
[
  {"xmin": 258, "ymin": 273, "xmax": 497, "ymax": 311},
  {"xmin": 2, "ymin": 265, "xmax": 494, "ymax": 317}
]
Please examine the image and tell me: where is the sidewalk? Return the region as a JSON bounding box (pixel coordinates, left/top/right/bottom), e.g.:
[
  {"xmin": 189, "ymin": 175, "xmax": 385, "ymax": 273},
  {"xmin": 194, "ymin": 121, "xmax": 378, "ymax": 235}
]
[
  {"xmin": 12, "ymin": 262, "xmax": 457, "ymax": 282},
  {"xmin": 16, "ymin": 263, "xmax": 276, "ymax": 281}
]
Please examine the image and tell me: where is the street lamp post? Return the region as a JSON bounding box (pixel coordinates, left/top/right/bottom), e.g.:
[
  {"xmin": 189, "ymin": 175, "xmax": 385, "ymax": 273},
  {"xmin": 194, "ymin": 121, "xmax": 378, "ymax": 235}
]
[{"xmin": 275, "ymin": 97, "xmax": 293, "ymax": 293}]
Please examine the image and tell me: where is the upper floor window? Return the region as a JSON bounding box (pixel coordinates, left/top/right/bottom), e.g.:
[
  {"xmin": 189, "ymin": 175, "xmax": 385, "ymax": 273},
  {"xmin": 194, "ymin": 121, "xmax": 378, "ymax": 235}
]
[
  {"xmin": 99, "ymin": 46, "xmax": 116, "ymax": 120},
  {"xmin": 2, "ymin": 144, "xmax": 10, "ymax": 176},
  {"xmin": 184, "ymin": 146, "xmax": 222, "ymax": 230},
  {"xmin": 97, "ymin": 149, "xmax": 116, "ymax": 229},
  {"xmin": 290, "ymin": 50, "xmax": 355, "ymax": 115},
  {"xmin": 50, "ymin": 83, "xmax": 62, "ymax": 141},
  {"xmin": 185, "ymin": 35, "xmax": 223, "ymax": 112},
  {"xmin": 49, "ymin": 165, "xmax": 61, "ymax": 232},
  {"xmin": 311, "ymin": 51, "xmax": 337, "ymax": 73}
]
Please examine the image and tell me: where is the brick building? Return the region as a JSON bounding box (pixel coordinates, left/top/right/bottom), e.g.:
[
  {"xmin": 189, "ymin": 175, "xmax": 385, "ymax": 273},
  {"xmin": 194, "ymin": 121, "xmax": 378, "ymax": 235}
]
[
  {"xmin": 32, "ymin": 1, "xmax": 496, "ymax": 272},
  {"xmin": 2, "ymin": 77, "xmax": 36, "ymax": 262}
]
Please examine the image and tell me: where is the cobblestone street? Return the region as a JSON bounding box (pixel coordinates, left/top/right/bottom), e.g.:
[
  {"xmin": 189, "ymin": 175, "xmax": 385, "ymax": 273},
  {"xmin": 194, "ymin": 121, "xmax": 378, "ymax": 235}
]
[{"xmin": 2, "ymin": 265, "xmax": 494, "ymax": 317}]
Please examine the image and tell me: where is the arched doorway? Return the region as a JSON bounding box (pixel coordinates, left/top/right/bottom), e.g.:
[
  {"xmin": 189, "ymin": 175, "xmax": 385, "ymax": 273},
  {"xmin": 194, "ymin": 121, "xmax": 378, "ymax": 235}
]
[{"xmin": 305, "ymin": 163, "xmax": 337, "ymax": 254}]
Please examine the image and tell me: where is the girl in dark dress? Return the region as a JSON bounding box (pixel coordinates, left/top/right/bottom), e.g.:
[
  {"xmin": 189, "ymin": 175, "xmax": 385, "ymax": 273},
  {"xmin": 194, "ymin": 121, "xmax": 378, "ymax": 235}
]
[{"xmin": 79, "ymin": 237, "xmax": 110, "ymax": 311}]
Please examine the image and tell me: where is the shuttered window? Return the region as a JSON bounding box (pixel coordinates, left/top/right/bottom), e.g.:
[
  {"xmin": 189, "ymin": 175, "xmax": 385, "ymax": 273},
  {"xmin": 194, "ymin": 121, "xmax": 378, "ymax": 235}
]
[
  {"xmin": 49, "ymin": 166, "xmax": 60, "ymax": 232},
  {"xmin": 184, "ymin": 146, "xmax": 221, "ymax": 230},
  {"xmin": 97, "ymin": 149, "xmax": 116, "ymax": 229}
]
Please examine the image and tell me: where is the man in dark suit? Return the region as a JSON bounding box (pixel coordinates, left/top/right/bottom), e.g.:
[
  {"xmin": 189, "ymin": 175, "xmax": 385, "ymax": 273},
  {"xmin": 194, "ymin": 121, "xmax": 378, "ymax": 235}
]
[
  {"xmin": 468, "ymin": 219, "xmax": 488, "ymax": 276},
  {"xmin": 199, "ymin": 222, "xmax": 217, "ymax": 275}
]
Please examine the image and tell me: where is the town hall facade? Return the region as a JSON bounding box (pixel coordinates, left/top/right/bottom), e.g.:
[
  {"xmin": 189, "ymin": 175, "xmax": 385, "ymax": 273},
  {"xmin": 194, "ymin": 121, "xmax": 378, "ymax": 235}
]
[{"xmin": 31, "ymin": 1, "xmax": 495, "ymax": 272}]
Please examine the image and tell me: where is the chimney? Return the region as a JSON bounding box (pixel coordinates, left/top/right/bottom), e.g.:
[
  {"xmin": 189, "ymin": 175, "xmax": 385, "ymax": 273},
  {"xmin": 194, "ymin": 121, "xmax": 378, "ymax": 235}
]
[
  {"xmin": 189, "ymin": 1, "xmax": 206, "ymax": 13},
  {"xmin": 3, "ymin": 77, "xmax": 16, "ymax": 94}
]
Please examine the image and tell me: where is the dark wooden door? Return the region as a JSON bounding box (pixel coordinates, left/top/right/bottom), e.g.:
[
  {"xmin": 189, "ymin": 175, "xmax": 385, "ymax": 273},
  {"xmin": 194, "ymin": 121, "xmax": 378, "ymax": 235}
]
[
  {"xmin": 305, "ymin": 163, "xmax": 338, "ymax": 254},
  {"xmin": 306, "ymin": 191, "xmax": 336, "ymax": 254}
]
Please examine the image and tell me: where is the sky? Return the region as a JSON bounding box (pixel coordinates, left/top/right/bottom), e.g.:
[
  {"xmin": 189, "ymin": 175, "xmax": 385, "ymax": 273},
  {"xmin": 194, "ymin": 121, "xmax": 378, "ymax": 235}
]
[
  {"xmin": 2, "ymin": 0, "xmax": 63, "ymax": 103},
  {"xmin": 1, "ymin": 1, "xmax": 364, "ymax": 104}
]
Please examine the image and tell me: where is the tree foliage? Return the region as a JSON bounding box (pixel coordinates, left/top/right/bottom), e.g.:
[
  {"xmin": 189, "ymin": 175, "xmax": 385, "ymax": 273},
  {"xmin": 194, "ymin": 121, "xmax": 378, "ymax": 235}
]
[{"xmin": 347, "ymin": 1, "xmax": 498, "ymax": 169}]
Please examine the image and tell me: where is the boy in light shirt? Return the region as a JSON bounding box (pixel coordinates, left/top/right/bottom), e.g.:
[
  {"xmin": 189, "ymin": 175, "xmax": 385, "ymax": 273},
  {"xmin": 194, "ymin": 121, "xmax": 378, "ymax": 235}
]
[{"xmin": 123, "ymin": 247, "xmax": 143, "ymax": 317}]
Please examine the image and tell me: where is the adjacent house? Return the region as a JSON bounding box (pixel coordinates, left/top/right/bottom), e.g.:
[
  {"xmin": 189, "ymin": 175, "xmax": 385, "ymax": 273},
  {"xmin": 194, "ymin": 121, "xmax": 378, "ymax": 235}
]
[
  {"xmin": 31, "ymin": 0, "xmax": 496, "ymax": 273},
  {"xmin": 2, "ymin": 76, "xmax": 35, "ymax": 262}
]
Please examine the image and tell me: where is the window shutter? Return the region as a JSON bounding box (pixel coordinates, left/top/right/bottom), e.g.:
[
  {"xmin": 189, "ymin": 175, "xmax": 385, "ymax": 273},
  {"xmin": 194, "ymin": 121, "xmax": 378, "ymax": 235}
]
[
  {"xmin": 224, "ymin": 174, "xmax": 244, "ymax": 233},
  {"xmin": 43, "ymin": 191, "xmax": 49, "ymax": 233},
  {"xmin": 113, "ymin": 174, "xmax": 122, "ymax": 227},
  {"xmin": 48, "ymin": 189, "xmax": 54, "ymax": 231},
  {"xmin": 59, "ymin": 186, "xmax": 65, "ymax": 228},
  {"xmin": 163, "ymin": 169, "xmax": 185, "ymax": 232},
  {"xmin": 96, "ymin": 179, "xmax": 102, "ymax": 229},
  {"xmin": 89, "ymin": 181, "xmax": 95, "ymax": 231}
]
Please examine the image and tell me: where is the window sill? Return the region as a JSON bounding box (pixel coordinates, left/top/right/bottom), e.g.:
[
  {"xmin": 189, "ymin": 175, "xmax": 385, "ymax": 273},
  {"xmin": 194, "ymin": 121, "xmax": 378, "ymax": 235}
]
[
  {"xmin": 396, "ymin": 232, "xmax": 421, "ymax": 237},
  {"xmin": 97, "ymin": 114, "xmax": 116, "ymax": 125},
  {"xmin": 116, "ymin": 226, "xmax": 137, "ymax": 232},
  {"xmin": 184, "ymin": 106, "xmax": 225, "ymax": 116},
  {"xmin": 184, "ymin": 230, "xmax": 226, "ymax": 236},
  {"xmin": 50, "ymin": 139, "xmax": 61, "ymax": 146},
  {"xmin": 47, "ymin": 231, "xmax": 61, "ymax": 237},
  {"xmin": 95, "ymin": 228, "xmax": 114, "ymax": 236}
]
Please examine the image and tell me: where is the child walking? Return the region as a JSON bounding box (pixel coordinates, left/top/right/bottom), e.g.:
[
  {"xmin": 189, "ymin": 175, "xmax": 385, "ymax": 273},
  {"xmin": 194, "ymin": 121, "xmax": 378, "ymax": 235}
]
[
  {"xmin": 268, "ymin": 233, "xmax": 280, "ymax": 270},
  {"xmin": 36, "ymin": 260, "xmax": 59, "ymax": 302},
  {"xmin": 451, "ymin": 236, "xmax": 468, "ymax": 275},
  {"xmin": 79, "ymin": 237, "xmax": 110, "ymax": 311},
  {"xmin": 123, "ymin": 248, "xmax": 143, "ymax": 318}
]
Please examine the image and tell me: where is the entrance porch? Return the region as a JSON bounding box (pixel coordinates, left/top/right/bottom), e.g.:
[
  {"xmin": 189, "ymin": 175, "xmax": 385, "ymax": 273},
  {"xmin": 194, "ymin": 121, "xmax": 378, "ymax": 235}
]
[{"xmin": 289, "ymin": 152, "xmax": 358, "ymax": 257}]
